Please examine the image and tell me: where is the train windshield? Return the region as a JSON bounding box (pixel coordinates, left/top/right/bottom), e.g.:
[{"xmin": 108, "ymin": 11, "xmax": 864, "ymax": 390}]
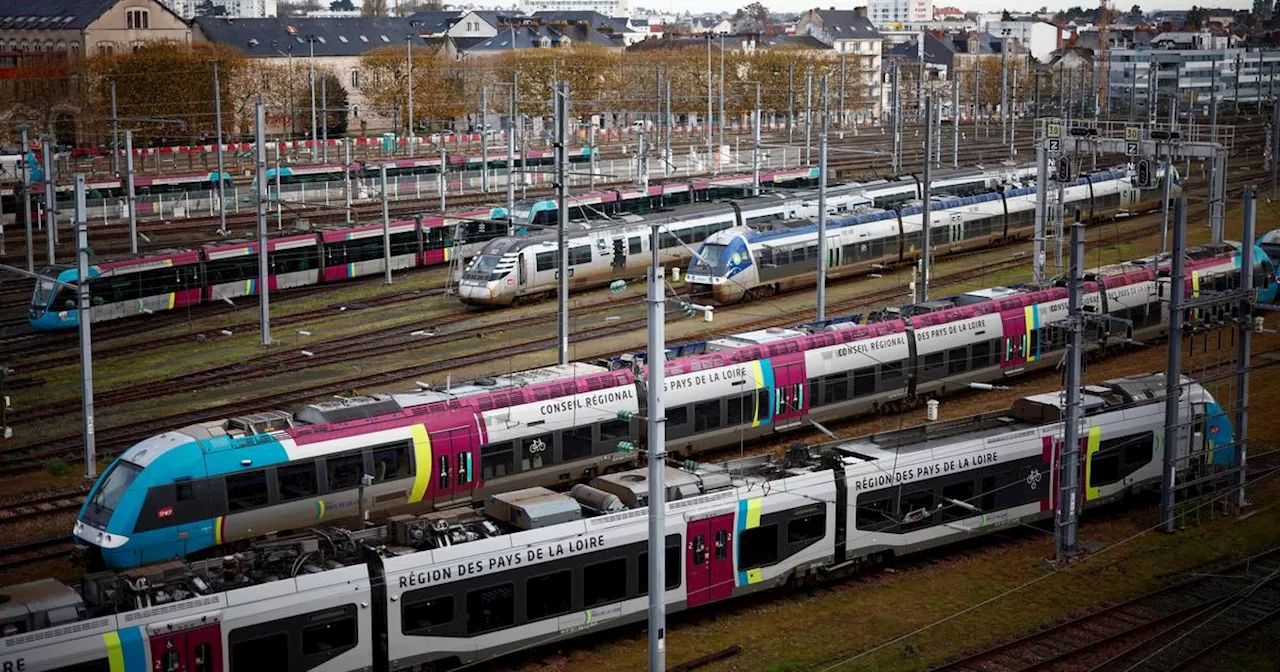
[
  {"xmin": 84, "ymin": 460, "xmax": 141, "ymax": 527},
  {"xmin": 31, "ymin": 276, "xmax": 58, "ymax": 308},
  {"xmin": 689, "ymin": 244, "xmax": 726, "ymax": 276}
]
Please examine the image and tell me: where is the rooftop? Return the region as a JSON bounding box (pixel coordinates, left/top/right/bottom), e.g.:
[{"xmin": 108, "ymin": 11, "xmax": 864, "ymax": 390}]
[{"xmin": 193, "ymin": 17, "xmax": 433, "ymax": 57}]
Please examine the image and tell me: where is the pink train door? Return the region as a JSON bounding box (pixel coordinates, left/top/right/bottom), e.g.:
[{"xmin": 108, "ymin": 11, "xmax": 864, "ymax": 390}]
[
  {"xmin": 771, "ymin": 353, "xmax": 807, "ymax": 429},
  {"xmin": 430, "ymin": 423, "xmax": 478, "ymax": 508},
  {"xmin": 147, "ymin": 622, "xmax": 222, "ymax": 672},
  {"xmin": 1000, "ymin": 309, "xmax": 1027, "ymax": 371},
  {"xmin": 686, "ymin": 513, "xmax": 735, "ymax": 607}
]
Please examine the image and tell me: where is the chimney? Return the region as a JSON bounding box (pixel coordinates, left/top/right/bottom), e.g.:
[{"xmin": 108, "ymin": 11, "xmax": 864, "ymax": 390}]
[{"xmin": 855, "ymin": 6, "xmax": 866, "ymax": 17}]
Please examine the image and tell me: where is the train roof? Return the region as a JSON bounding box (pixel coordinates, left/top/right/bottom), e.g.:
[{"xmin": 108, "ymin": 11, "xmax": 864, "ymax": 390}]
[
  {"xmin": 831, "ymin": 373, "xmax": 1178, "ymax": 460},
  {"xmin": 291, "ymin": 363, "xmax": 610, "ymax": 426},
  {"xmin": 704, "ymin": 326, "xmax": 809, "ymax": 352}
]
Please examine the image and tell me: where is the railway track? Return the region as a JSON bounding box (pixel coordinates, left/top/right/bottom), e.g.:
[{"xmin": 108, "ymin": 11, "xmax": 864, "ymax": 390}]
[
  {"xmin": 0, "ymin": 265, "xmax": 454, "ymax": 361},
  {"xmin": 0, "ymin": 535, "xmax": 75, "ymax": 571},
  {"xmin": 0, "ymin": 488, "xmax": 89, "ymax": 524},
  {"xmin": 929, "ymin": 545, "xmax": 1280, "ymax": 672}
]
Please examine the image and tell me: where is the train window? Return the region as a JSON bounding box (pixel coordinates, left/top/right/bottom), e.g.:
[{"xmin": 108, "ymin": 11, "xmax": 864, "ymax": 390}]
[
  {"xmin": 206, "ymin": 256, "xmax": 258, "ymax": 285},
  {"xmin": 855, "ymin": 494, "xmax": 896, "ymax": 532},
  {"xmin": 738, "ymin": 525, "xmax": 779, "ymax": 569},
  {"xmin": 457, "ymin": 452, "xmax": 473, "ymax": 486},
  {"xmin": 225, "ymin": 470, "xmax": 268, "ymax": 512},
  {"xmin": 390, "ymin": 231, "xmax": 418, "ymax": 257},
  {"xmin": 667, "ymin": 405, "xmax": 688, "ymax": 427},
  {"xmin": 300, "ymin": 608, "xmax": 358, "ymax": 656},
  {"xmin": 562, "ymin": 426, "xmax": 594, "ymax": 461},
  {"xmin": 194, "ymin": 644, "xmax": 212, "ymax": 672},
  {"xmin": 880, "ymin": 361, "xmax": 904, "ymax": 387},
  {"xmin": 852, "ymin": 368, "xmax": 875, "ymax": 397},
  {"xmin": 438, "ymin": 455, "xmax": 449, "ymax": 489},
  {"xmin": 899, "ymin": 490, "xmax": 936, "ymax": 532},
  {"xmin": 277, "ymin": 463, "xmax": 318, "ymax": 501},
  {"xmin": 229, "ymin": 632, "xmax": 288, "ymax": 671},
  {"xmin": 522, "ymin": 435, "xmax": 550, "ymax": 471},
  {"xmin": 526, "ymin": 570, "xmax": 572, "ymax": 619},
  {"xmin": 272, "ymin": 246, "xmax": 319, "ymax": 274},
  {"xmin": 715, "ymin": 529, "xmax": 729, "ymax": 559},
  {"xmin": 948, "ymin": 347, "xmax": 969, "ymax": 375},
  {"xmin": 922, "ymin": 352, "xmax": 945, "ymax": 379},
  {"xmin": 569, "ymin": 245, "xmax": 592, "ymax": 265},
  {"xmin": 629, "ymin": 237, "xmax": 641, "ymax": 254},
  {"xmin": 403, "ymin": 594, "xmax": 454, "ymax": 633},
  {"xmin": 727, "ymin": 394, "xmax": 745, "ymax": 426},
  {"xmin": 694, "ymin": 400, "xmax": 721, "ymax": 432},
  {"xmin": 940, "ymin": 481, "xmax": 976, "ymax": 522},
  {"xmin": 972, "ymin": 340, "xmax": 992, "ymax": 368},
  {"xmin": 599, "ymin": 419, "xmax": 630, "ymax": 443},
  {"xmin": 327, "ymin": 451, "xmax": 366, "ymax": 492},
  {"xmin": 638, "ymin": 536, "xmax": 683, "ymax": 594},
  {"xmin": 980, "ymin": 475, "xmax": 997, "ymax": 512},
  {"xmin": 466, "ymin": 583, "xmax": 515, "ymax": 634},
  {"xmin": 373, "ymin": 443, "xmax": 411, "ymax": 482},
  {"xmin": 1091, "ymin": 433, "xmax": 1154, "ymax": 487},
  {"xmin": 822, "ymin": 373, "xmax": 848, "ymax": 406},
  {"xmin": 583, "ymin": 557, "xmax": 627, "ymax": 606},
  {"xmin": 536, "ymin": 251, "xmax": 556, "ymax": 272},
  {"xmin": 41, "ymin": 659, "xmax": 110, "ymax": 672},
  {"xmin": 175, "ymin": 479, "xmax": 194, "ymax": 502},
  {"xmin": 787, "ymin": 511, "xmax": 826, "ymax": 546},
  {"xmin": 482, "ymin": 442, "xmax": 514, "ymax": 479}
]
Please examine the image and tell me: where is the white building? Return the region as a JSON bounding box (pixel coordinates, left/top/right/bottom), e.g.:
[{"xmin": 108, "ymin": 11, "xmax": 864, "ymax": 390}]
[
  {"xmin": 518, "ymin": 0, "xmax": 628, "ymax": 18},
  {"xmin": 867, "ymin": 0, "xmax": 932, "ymax": 26},
  {"xmin": 981, "ymin": 19, "xmax": 1062, "ymax": 62},
  {"xmin": 167, "ymin": 0, "xmax": 277, "ymax": 19}
]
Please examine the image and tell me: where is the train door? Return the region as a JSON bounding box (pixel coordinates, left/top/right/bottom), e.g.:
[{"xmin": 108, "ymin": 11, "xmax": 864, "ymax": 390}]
[
  {"xmin": 517, "ymin": 253, "xmax": 528, "ymax": 287},
  {"xmin": 771, "ymin": 354, "xmax": 806, "ymax": 429},
  {"xmin": 612, "ymin": 237, "xmax": 627, "ymax": 271},
  {"xmin": 948, "ymin": 211, "xmax": 964, "ymax": 244},
  {"xmin": 1001, "ymin": 310, "xmax": 1027, "ymax": 371},
  {"xmin": 826, "ymin": 236, "xmax": 841, "ymax": 270},
  {"xmin": 147, "ymin": 621, "xmax": 222, "ymax": 672},
  {"xmin": 430, "ymin": 426, "xmax": 478, "ymax": 508},
  {"xmin": 685, "ymin": 513, "xmax": 735, "ymax": 607}
]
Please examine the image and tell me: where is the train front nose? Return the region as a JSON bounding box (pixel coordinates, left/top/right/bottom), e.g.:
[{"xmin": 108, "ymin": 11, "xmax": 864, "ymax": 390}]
[
  {"xmin": 72, "ymin": 518, "xmax": 129, "ymax": 570},
  {"xmin": 457, "ymin": 278, "xmax": 501, "ymax": 305}
]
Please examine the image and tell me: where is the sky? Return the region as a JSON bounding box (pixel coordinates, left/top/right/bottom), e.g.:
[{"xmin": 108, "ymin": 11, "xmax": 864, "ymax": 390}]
[{"xmin": 637, "ymin": 0, "xmax": 1254, "ymax": 16}]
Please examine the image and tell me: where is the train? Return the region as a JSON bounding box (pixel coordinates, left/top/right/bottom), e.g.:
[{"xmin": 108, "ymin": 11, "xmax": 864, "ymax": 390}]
[
  {"xmin": 0, "ymin": 147, "xmax": 596, "ymax": 209},
  {"xmin": 457, "ymin": 163, "xmax": 1041, "ymax": 306},
  {"xmin": 4, "ymin": 374, "xmax": 1237, "ymax": 672},
  {"xmin": 686, "ymin": 165, "xmax": 1180, "ymax": 303},
  {"xmin": 26, "ymin": 167, "xmax": 818, "ymax": 331},
  {"xmin": 70, "ymin": 235, "xmax": 1276, "ymax": 571}
]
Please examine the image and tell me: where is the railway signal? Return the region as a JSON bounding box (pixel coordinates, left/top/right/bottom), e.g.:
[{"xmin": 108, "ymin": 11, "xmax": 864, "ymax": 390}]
[
  {"xmin": 1136, "ymin": 158, "xmax": 1153, "ymax": 189},
  {"xmin": 1056, "ymin": 156, "xmax": 1071, "ymax": 182}
]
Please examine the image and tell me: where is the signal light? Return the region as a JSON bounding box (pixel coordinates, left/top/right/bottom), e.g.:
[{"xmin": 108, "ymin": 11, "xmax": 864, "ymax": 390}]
[
  {"xmin": 1149, "ymin": 130, "xmax": 1179, "ymax": 141},
  {"xmin": 1068, "ymin": 127, "xmax": 1097, "ymax": 137}
]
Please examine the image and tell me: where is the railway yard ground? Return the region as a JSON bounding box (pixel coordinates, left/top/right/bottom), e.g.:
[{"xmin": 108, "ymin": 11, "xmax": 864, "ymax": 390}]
[{"xmin": 0, "ymin": 128, "xmax": 1279, "ymax": 671}]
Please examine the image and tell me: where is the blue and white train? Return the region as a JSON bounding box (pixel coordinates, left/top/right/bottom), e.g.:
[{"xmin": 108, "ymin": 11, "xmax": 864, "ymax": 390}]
[
  {"xmin": 0, "ymin": 374, "xmax": 1237, "ymax": 672},
  {"xmin": 687, "ymin": 165, "xmax": 1180, "ymax": 303}
]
